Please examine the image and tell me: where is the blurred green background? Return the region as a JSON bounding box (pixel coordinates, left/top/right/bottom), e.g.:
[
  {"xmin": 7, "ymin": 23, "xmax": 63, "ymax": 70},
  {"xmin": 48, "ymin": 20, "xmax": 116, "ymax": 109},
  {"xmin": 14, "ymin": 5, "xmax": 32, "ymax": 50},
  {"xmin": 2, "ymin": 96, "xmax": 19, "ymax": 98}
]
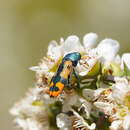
[{"xmin": 0, "ymin": 0, "xmax": 130, "ymax": 130}]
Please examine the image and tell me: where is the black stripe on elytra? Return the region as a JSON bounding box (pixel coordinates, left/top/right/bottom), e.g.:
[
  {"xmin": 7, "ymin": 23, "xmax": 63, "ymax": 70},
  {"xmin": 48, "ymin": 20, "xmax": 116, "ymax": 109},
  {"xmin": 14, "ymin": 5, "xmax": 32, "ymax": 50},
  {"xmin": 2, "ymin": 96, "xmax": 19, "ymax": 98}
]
[{"xmin": 49, "ymin": 86, "xmax": 59, "ymax": 91}]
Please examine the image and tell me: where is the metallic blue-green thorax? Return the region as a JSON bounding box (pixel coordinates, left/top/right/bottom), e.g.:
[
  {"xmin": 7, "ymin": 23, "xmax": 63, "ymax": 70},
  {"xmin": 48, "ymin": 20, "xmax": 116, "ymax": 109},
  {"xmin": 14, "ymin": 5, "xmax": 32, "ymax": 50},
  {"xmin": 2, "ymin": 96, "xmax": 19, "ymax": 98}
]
[
  {"xmin": 63, "ymin": 52, "xmax": 81, "ymax": 66},
  {"xmin": 56, "ymin": 52, "xmax": 81, "ymax": 75}
]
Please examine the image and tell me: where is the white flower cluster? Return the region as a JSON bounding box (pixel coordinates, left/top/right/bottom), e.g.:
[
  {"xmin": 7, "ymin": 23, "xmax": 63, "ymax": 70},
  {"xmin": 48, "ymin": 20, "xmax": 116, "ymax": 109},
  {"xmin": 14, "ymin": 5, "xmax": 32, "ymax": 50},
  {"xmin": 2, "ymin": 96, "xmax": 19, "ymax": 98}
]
[{"xmin": 10, "ymin": 33, "xmax": 130, "ymax": 130}]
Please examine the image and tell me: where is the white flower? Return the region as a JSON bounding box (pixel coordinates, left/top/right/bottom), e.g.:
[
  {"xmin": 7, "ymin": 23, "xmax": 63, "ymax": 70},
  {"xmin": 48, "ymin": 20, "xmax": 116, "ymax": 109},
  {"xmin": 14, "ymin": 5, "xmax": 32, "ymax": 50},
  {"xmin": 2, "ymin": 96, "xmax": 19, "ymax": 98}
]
[
  {"xmin": 114, "ymin": 55, "xmax": 121, "ymax": 64},
  {"xmin": 109, "ymin": 120, "xmax": 122, "ymax": 130},
  {"xmin": 94, "ymin": 102, "xmax": 115, "ymax": 116},
  {"xmin": 83, "ymin": 88, "xmax": 105, "ymax": 101},
  {"xmin": 10, "ymin": 87, "xmax": 50, "ymax": 130},
  {"xmin": 83, "ymin": 33, "xmax": 98, "ymax": 49},
  {"xmin": 47, "ymin": 40, "xmax": 62, "ymax": 60},
  {"xmin": 78, "ymin": 98, "xmax": 92, "ymax": 119},
  {"xmin": 62, "ymin": 91, "xmax": 79, "ymax": 112},
  {"xmin": 29, "ymin": 57, "xmax": 55, "ymax": 83},
  {"xmin": 61, "ymin": 35, "xmax": 84, "ymax": 54},
  {"xmin": 97, "ymin": 39, "xmax": 120, "ymax": 63},
  {"xmin": 29, "ymin": 66, "xmax": 48, "ymax": 73},
  {"xmin": 77, "ymin": 50, "xmax": 99, "ymax": 76},
  {"xmin": 121, "ymin": 53, "xmax": 130, "ymax": 70},
  {"xmin": 61, "ymin": 91, "xmax": 92, "ymax": 119},
  {"xmin": 123, "ymin": 115, "xmax": 130, "ymax": 130},
  {"xmin": 93, "ymin": 77, "xmax": 130, "ymax": 130},
  {"xmin": 71, "ymin": 109, "xmax": 96, "ymax": 130},
  {"xmin": 11, "ymin": 33, "xmax": 127, "ymax": 130},
  {"xmin": 56, "ymin": 113, "xmax": 72, "ymax": 129},
  {"xmin": 14, "ymin": 118, "xmax": 49, "ymax": 130},
  {"xmin": 112, "ymin": 77, "xmax": 129, "ymax": 104}
]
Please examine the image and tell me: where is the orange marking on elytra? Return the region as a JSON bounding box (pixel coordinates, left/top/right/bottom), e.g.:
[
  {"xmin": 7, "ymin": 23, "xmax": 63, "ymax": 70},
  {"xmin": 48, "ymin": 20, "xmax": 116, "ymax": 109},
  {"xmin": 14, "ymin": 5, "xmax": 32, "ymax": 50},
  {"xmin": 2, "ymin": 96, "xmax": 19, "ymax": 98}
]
[
  {"xmin": 49, "ymin": 82, "xmax": 64, "ymax": 97},
  {"xmin": 49, "ymin": 90, "xmax": 60, "ymax": 97},
  {"xmin": 56, "ymin": 82, "xmax": 64, "ymax": 91},
  {"xmin": 60, "ymin": 61, "xmax": 73, "ymax": 79},
  {"xmin": 49, "ymin": 91, "xmax": 53, "ymax": 96},
  {"xmin": 53, "ymin": 91, "xmax": 59, "ymax": 97}
]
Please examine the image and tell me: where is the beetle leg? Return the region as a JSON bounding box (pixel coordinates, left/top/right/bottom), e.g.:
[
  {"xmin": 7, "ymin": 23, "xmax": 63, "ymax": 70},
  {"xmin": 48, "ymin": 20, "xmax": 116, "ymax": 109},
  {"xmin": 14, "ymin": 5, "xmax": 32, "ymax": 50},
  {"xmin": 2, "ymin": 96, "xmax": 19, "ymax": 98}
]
[
  {"xmin": 73, "ymin": 69, "xmax": 80, "ymax": 88},
  {"xmin": 66, "ymin": 75, "xmax": 72, "ymax": 89}
]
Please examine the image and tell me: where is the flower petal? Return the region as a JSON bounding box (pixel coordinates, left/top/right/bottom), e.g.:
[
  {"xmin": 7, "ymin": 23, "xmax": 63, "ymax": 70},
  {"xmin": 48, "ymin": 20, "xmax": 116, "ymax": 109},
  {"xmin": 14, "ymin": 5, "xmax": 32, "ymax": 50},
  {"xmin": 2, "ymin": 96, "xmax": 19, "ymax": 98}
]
[
  {"xmin": 56, "ymin": 113, "xmax": 71, "ymax": 128},
  {"xmin": 79, "ymin": 98, "xmax": 92, "ymax": 118},
  {"xmin": 123, "ymin": 115, "xmax": 130, "ymax": 130},
  {"xmin": 114, "ymin": 55, "xmax": 121, "ymax": 64},
  {"xmin": 97, "ymin": 39, "xmax": 120, "ymax": 62},
  {"xmin": 29, "ymin": 66, "xmax": 49, "ymax": 73},
  {"xmin": 72, "ymin": 109, "xmax": 96, "ymax": 130},
  {"xmin": 112, "ymin": 77, "xmax": 129, "ymax": 104},
  {"xmin": 82, "ymin": 89, "xmax": 95, "ymax": 101},
  {"xmin": 83, "ymin": 88, "xmax": 105, "ymax": 101},
  {"xmin": 83, "ymin": 33, "xmax": 98, "ymax": 49},
  {"xmin": 47, "ymin": 40, "xmax": 62, "ymax": 60},
  {"xmin": 77, "ymin": 49, "xmax": 99, "ymax": 76},
  {"xmin": 61, "ymin": 35, "xmax": 84, "ymax": 54},
  {"xmin": 109, "ymin": 120, "xmax": 122, "ymax": 130},
  {"xmin": 121, "ymin": 53, "xmax": 130, "ymax": 70},
  {"xmin": 94, "ymin": 102, "xmax": 114, "ymax": 115}
]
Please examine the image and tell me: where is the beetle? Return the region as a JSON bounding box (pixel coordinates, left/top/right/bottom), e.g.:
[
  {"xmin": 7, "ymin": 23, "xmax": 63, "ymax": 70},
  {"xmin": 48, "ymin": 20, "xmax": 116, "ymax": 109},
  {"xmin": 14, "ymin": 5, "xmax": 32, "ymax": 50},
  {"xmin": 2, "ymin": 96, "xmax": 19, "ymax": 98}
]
[{"xmin": 49, "ymin": 52, "xmax": 81, "ymax": 97}]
